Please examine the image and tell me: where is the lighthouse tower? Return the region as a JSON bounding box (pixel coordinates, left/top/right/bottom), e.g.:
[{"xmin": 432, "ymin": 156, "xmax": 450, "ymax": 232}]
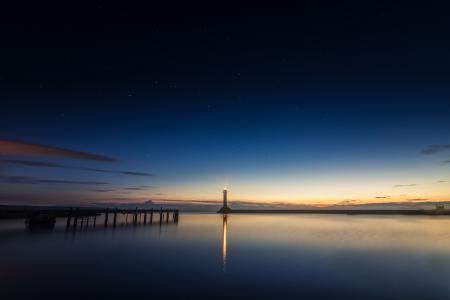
[
  {"xmin": 223, "ymin": 188, "xmax": 228, "ymax": 209},
  {"xmin": 218, "ymin": 188, "xmax": 232, "ymax": 213}
]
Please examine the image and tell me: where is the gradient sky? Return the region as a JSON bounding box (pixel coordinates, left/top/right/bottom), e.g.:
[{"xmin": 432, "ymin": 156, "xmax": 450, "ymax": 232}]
[{"xmin": 1, "ymin": 2, "xmax": 450, "ymax": 207}]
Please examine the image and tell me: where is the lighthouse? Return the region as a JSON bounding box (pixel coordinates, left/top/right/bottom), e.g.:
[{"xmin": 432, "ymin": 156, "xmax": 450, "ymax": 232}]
[
  {"xmin": 218, "ymin": 188, "xmax": 232, "ymax": 213},
  {"xmin": 223, "ymin": 188, "xmax": 228, "ymax": 209}
]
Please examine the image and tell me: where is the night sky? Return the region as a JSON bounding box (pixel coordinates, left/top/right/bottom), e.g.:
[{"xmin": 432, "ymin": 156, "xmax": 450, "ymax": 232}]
[{"xmin": 1, "ymin": 2, "xmax": 450, "ymax": 208}]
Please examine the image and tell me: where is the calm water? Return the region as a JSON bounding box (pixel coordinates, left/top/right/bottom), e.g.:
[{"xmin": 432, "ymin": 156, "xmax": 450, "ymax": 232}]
[{"xmin": 2, "ymin": 213, "xmax": 450, "ymax": 300}]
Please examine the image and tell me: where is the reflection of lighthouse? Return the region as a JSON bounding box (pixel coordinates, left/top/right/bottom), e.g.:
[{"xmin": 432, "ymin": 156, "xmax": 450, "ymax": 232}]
[
  {"xmin": 218, "ymin": 188, "xmax": 232, "ymax": 213},
  {"xmin": 222, "ymin": 214, "xmax": 228, "ymax": 271}
]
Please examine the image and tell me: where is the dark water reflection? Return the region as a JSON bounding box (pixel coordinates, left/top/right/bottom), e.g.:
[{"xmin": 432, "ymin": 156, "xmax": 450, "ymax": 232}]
[{"xmin": 2, "ymin": 213, "xmax": 450, "ymax": 299}]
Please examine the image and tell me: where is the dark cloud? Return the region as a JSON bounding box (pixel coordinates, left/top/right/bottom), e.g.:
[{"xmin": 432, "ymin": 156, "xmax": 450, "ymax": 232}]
[
  {"xmin": 88, "ymin": 189, "xmax": 115, "ymax": 193},
  {"xmin": 437, "ymin": 180, "xmax": 447, "ymax": 183},
  {"xmin": 78, "ymin": 168, "xmax": 152, "ymax": 176},
  {"xmin": 123, "ymin": 186, "xmax": 153, "ymax": 190},
  {"xmin": 0, "ymin": 176, "xmax": 108, "ymax": 185},
  {"xmin": 393, "ymin": 184, "xmax": 417, "ymax": 188},
  {"xmin": 421, "ymin": 144, "xmax": 450, "ymax": 155},
  {"xmin": 120, "ymin": 171, "xmax": 152, "ymax": 176},
  {"xmin": 81, "ymin": 167, "xmax": 114, "ymax": 173},
  {"xmin": 376, "ymin": 196, "xmax": 391, "ymax": 199},
  {"xmin": 0, "ymin": 159, "xmax": 153, "ymax": 177},
  {"xmin": 0, "ymin": 140, "xmax": 117, "ymax": 162},
  {"xmin": 445, "ymin": 160, "xmax": 450, "ymax": 164},
  {"xmin": 0, "ymin": 159, "xmax": 64, "ymax": 168}
]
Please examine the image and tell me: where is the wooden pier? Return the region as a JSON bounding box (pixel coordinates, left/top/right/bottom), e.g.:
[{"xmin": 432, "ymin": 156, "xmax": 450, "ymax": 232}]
[{"xmin": 0, "ymin": 205, "xmax": 179, "ymax": 230}]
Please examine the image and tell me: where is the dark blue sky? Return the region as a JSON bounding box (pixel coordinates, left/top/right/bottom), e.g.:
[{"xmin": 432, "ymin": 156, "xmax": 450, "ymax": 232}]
[{"xmin": 1, "ymin": 2, "xmax": 450, "ymax": 206}]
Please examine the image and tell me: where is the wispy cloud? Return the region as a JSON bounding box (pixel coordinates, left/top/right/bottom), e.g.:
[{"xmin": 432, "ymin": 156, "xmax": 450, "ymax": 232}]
[
  {"xmin": 393, "ymin": 184, "xmax": 417, "ymax": 188},
  {"xmin": 120, "ymin": 171, "xmax": 152, "ymax": 176},
  {"xmin": 82, "ymin": 167, "xmax": 152, "ymax": 176},
  {"xmin": 421, "ymin": 144, "xmax": 450, "ymax": 155},
  {"xmin": 437, "ymin": 180, "xmax": 447, "ymax": 183},
  {"xmin": 0, "ymin": 176, "xmax": 108, "ymax": 185},
  {"xmin": 406, "ymin": 198, "xmax": 429, "ymax": 202},
  {"xmin": 0, "ymin": 159, "xmax": 62, "ymax": 168},
  {"xmin": 123, "ymin": 186, "xmax": 153, "ymax": 191},
  {"xmin": 376, "ymin": 196, "xmax": 391, "ymax": 199},
  {"xmin": 335, "ymin": 200, "xmax": 358, "ymax": 205},
  {"xmin": 445, "ymin": 160, "xmax": 450, "ymax": 164},
  {"xmin": 0, "ymin": 159, "xmax": 152, "ymax": 177},
  {"xmin": 0, "ymin": 140, "xmax": 117, "ymax": 162}
]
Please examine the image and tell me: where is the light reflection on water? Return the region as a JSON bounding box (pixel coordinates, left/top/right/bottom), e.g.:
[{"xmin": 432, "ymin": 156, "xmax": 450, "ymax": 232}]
[
  {"xmin": 222, "ymin": 214, "xmax": 228, "ymax": 271},
  {"xmin": 2, "ymin": 213, "xmax": 450, "ymax": 299}
]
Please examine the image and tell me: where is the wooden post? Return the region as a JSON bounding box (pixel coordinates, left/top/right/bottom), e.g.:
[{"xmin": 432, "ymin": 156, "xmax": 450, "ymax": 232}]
[
  {"xmin": 73, "ymin": 214, "xmax": 78, "ymax": 230},
  {"xmin": 104, "ymin": 207, "xmax": 109, "ymax": 227},
  {"xmin": 134, "ymin": 207, "xmax": 138, "ymax": 225},
  {"xmin": 66, "ymin": 209, "xmax": 72, "ymax": 229},
  {"xmin": 113, "ymin": 208, "xmax": 117, "ymax": 227},
  {"xmin": 150, "ymin": 208, "xmax": 153, "ymax": 224},
  {"xmin": 159, "ymin": 207, "xmax": 163, "ymax": 225},
  {"xmin": 144, "ymin": 211, "xmax": 147, "ymax": 224},
  {"xmin": 93, "ymin": 215, "xmax": 97, "ymax": 227},
  {"xmin": 166, "ymin": 210, "xmax": 169, "ymax": 223}
]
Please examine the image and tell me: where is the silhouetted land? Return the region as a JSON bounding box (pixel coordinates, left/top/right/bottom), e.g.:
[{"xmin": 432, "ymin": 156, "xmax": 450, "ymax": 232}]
[{"xmin": 220, "ymin": 209, "xmax": 450, "ymax": 215}]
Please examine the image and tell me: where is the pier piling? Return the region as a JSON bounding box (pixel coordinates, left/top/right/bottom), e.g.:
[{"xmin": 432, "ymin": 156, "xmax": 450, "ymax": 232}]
[
  {"xmin": 66, "ymin": 210, "xmax": 72, "ymax": 229},
  {"xmin": 113, "ymin": 208, "xmax": 117, "ymax": 227},
  {"xmin": 104, "ymin": 208, "xmax": 109, "ymax": 227},
  {"xmin": 2, "ymin": 206, "xmax": 179, "ymax": 230}
]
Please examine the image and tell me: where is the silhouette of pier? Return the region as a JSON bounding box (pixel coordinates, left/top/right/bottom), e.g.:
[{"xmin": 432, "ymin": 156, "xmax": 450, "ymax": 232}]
[{"xmin": 0, "ymin": 205, "xmax": 179, "ymax": 230}]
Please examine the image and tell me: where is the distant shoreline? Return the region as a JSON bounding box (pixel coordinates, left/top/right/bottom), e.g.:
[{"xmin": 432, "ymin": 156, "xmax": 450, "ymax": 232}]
[{"xmin": 219, "ymin": 209, "xmax": 450, "ymax": 216}]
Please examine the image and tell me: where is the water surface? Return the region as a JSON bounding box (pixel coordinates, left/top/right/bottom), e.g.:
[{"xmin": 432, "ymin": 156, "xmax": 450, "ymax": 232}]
[{"xmin": 2, "ymin": 213, "xmax": 450, "ymax": 299}]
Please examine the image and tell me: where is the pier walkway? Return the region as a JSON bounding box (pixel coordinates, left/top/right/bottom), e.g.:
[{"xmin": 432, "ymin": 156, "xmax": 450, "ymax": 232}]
[{"xmin": 0, "ymin": 205, "xmax": 179, "ymax": 229}]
